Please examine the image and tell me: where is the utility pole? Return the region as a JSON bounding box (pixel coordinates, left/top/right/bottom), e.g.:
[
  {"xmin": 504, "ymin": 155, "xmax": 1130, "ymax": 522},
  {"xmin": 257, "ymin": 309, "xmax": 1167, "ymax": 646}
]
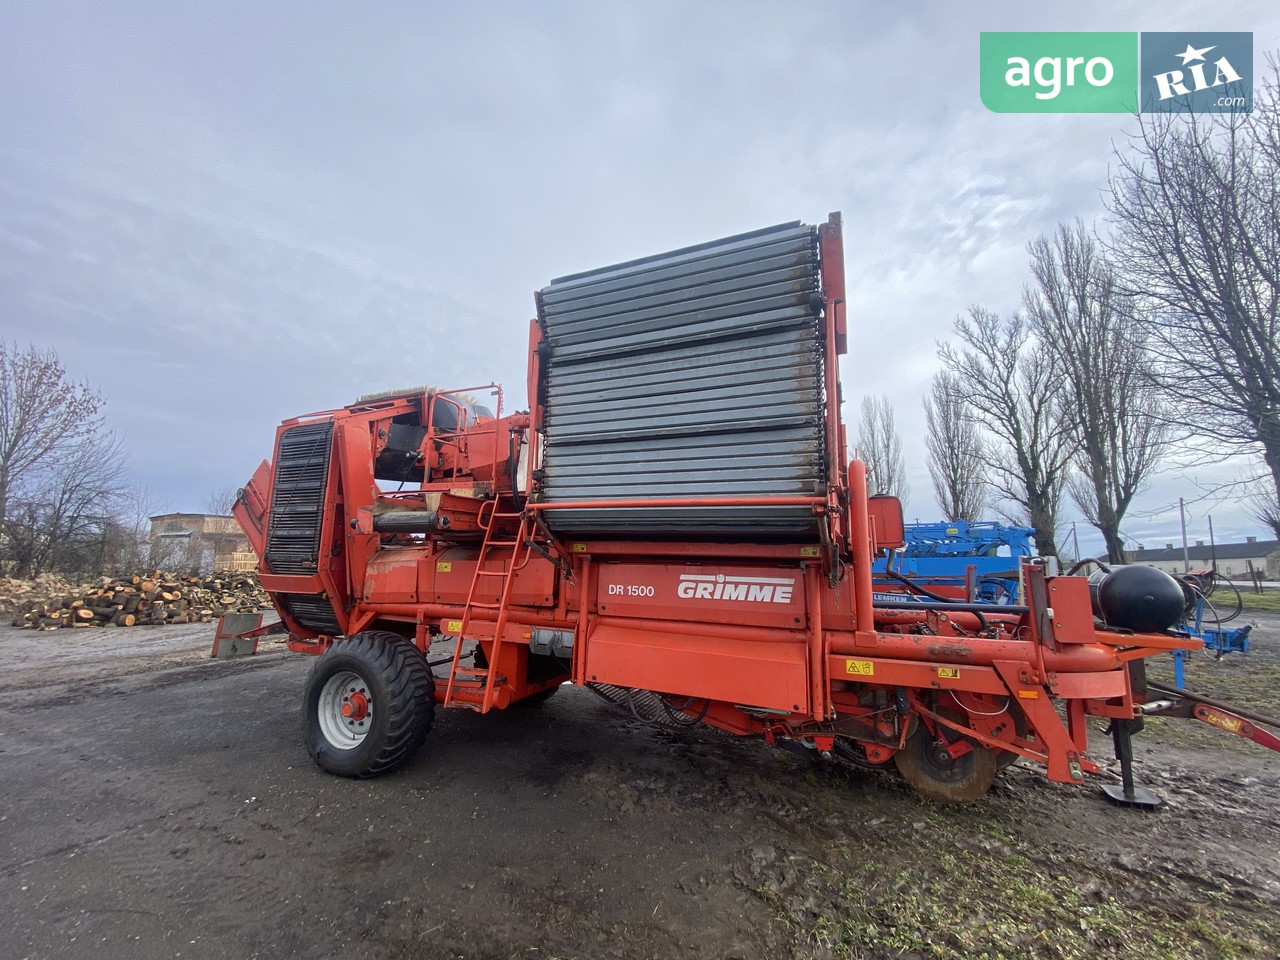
[
  {"xmin": 1208, "ymin": 514, "xmax": 1217, "ymax": 573},
  {"xmin": 1070, "ymin": 521, "xmax": 1080, "ymax": 564},
  {"xmin": 1179, "ymin": 497, "xmax": 1190, "ymax": 573}
]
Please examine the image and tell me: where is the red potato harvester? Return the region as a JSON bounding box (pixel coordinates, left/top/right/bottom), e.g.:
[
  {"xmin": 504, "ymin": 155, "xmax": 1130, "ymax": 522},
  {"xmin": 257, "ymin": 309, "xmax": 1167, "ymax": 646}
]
[{"xmin": 232, "ymin": 215, "xmax": 1278, "ymax": 805}]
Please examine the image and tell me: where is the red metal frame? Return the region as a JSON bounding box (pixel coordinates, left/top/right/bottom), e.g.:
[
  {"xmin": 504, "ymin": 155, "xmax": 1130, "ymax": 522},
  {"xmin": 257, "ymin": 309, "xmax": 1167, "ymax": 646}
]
[{"xmin": 233, "ymin": 211, "xmax": 1215, "ymax": 797}]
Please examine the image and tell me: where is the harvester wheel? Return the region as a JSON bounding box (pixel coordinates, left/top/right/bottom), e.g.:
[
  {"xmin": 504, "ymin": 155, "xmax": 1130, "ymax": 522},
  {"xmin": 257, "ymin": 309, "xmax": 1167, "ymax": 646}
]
[
  {"xmin": 943, "ymin": 691, "xmax": 1027, "ymax": 772},
  {"xmin": 894, "ymin": 710, "xmax": 998, "ymax": 803},
  {"xmin": 302, "ymin": 631, "xmax": 435, "ymax": 778}
]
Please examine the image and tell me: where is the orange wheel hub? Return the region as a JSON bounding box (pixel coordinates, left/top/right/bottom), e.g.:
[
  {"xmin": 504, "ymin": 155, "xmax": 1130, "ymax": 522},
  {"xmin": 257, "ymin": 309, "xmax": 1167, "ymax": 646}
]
[{"xmin": 341, "ymin": 691, "xmax": 369, "ymax": 722}]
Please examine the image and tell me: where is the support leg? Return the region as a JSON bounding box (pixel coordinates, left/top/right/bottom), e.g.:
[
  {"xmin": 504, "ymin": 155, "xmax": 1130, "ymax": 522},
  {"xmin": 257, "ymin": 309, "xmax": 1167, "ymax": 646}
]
[{"xmin": 1100, "ymin": 719, "xmax": 1162, "ymax": 809}]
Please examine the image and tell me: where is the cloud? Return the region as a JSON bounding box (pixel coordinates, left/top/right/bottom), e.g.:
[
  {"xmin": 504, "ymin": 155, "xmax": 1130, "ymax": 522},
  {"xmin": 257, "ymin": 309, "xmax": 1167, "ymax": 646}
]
[{"xmin": 1, "ymin": 0, "xmax": 1277, "ymax": 549}]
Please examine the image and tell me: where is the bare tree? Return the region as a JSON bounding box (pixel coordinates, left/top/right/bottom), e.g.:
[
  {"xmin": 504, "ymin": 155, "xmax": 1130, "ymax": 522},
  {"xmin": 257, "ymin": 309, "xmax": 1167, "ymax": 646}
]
[
  {"xmin": 203, "ymin": 484, "xmax": 239, "ymax": 516},
  {"xmin": 106, "ymin": 482, "xmax": 168, "ymax": 573},
  {"xmin": 1108, "ymin": 67, "xmax": 1280, "ymax": 530},
  {"xmin": 923, "ymin": 371, "xmax": 986, "ymax": 521},
  {"xmin": 857, "ymin": 394, "xmax": 908, "ymax": 501},
  {"xmin": 4, "ymin": 431, "xmax": 129, "ymax": 578},
  {"xmin": 1025, "ymin": 222, "xmax": 1171, "ymax": 562},
  {"xmin": 1242, "ymin": 472, "xmax": 1280, "ymax": 539},
  {"xmin": 937, "ymin": 308, "xmax": 1075, "ymax": 557},
  {"xmin": 0, "ymin": 342, "xmax": 104, "ymax": 550},
  {"xmin": 147, "ymin": 530, "xmax": 200, "ymax": 574}
]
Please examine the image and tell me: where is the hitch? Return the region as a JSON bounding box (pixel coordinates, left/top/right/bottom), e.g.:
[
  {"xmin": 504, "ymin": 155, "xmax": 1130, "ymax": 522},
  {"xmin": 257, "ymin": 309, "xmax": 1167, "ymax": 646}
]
[{"xmin": 1143, "ymin": 679, "xmax": 1280, "ymax": 754}]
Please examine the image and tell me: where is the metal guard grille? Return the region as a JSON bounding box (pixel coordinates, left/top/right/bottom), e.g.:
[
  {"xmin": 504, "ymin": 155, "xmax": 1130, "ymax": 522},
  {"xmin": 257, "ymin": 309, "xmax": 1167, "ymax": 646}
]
[
  {"xmin": 264, "ymin": 421, "xmax": 333, "ymax": 575},
  {"xmin": 277, "ymin": 592, "xmax": 343, "ymax": 635},
  {"xmin": 536, "ymin": 221, "xmax": 825, "ymax": 537}
]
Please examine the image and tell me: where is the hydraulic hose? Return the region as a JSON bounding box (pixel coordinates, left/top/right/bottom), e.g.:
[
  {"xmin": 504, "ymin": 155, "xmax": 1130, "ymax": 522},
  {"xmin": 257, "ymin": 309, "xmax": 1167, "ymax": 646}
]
[{"xmin": 878, "ymin": 570, "xmax": 994, "ymax": 631}]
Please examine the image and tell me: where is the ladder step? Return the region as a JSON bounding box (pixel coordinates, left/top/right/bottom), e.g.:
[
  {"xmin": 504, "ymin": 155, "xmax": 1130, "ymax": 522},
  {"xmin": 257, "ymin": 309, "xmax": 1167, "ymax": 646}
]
[
  {"xmin": 451, "ymin": 667, "xmax": 489, "ymax": 678},
  {"xmin": 446, "ymin": 676, "xmax": 502, "ymax": 687}
]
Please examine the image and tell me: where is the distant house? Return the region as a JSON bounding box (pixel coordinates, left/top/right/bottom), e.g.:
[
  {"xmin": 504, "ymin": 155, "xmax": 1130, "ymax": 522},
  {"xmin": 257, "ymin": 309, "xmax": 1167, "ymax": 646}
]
[
  {"xmin": 1125, "ymin": 537, "xmax": 1280, "ymax": 580},
  {"xmin": 148, "ymin": 514, "xmax": 255, "ymax": 573}
]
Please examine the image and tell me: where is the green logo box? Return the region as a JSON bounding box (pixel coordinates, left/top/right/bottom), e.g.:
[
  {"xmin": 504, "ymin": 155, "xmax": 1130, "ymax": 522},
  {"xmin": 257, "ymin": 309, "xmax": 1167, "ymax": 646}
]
[{"xmin": 981, "ymin": 32, "xmax": 1139, "ymax": 113}]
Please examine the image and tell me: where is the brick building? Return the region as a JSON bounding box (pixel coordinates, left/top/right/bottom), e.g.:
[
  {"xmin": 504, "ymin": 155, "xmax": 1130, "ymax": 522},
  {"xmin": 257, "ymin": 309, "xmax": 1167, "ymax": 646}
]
[{"xmin": 148, "ymin": 513, "xmax": 255, "ymax": 573}]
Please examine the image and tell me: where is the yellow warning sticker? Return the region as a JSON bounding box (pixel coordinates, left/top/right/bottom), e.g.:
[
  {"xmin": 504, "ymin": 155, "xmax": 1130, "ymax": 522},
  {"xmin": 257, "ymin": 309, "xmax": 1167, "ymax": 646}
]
[
  {"xmin": 1205, "ymin": 711, "xmax": 1243, "ymax": 732},
  {"xmin": 571, "ymin": 542, "xmax": 587, "ymax": 553},
  {"xmin": 445, "ymin": 620, "xmax": 463, "ymax": 633},
  {"xmin": 436, "ymin": 561, "xmax": 452, "ymax": 573},
  {"xmin": 800, "ymin": 545, "xmax": 820, "ymax": 557},
  {"xmin": 935, "ymin": 666, "xmax": 960, "ymax": 679},
  {"xmin": 846, "ymin": 660, "xmax": 874, "ymax": 676}
]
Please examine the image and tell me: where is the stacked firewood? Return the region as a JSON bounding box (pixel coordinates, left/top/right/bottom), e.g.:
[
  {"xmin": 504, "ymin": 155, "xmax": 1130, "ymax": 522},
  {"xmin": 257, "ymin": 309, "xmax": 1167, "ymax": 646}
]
[
  {"xmin": 0, "ymin": 575, "xmax": 83, "ymax": 620},
  {"xmin": 6, "ymin": 571, "xmax": 272, "ymax": 630}
]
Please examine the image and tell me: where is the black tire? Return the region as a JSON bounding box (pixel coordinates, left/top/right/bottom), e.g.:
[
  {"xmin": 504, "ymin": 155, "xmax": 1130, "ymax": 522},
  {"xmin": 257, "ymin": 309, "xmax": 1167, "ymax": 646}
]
[{"xmin": 302, "ymin": 631, "xmax": 435, "ymax": 778}]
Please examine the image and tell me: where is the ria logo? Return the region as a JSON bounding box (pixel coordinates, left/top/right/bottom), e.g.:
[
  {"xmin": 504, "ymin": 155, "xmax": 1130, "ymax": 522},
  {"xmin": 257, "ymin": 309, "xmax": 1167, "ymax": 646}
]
[
  {"xmin": 676, "ymin": 574, "xmax": 796, "ymax": 603},
  {"xmin": 1141, "ymin": 32, "xmax": 1252, "ymax": 112},
  {"xmin": 1151, "ymin": 42, "xmax": 1242, "ymax": 100}
]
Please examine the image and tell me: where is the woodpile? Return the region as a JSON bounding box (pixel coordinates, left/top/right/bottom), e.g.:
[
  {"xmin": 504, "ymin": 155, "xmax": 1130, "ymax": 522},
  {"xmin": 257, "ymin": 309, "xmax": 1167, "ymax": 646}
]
[{"xmin": 6, "ymin": 571, "xmax": 272, "ymax": 631}]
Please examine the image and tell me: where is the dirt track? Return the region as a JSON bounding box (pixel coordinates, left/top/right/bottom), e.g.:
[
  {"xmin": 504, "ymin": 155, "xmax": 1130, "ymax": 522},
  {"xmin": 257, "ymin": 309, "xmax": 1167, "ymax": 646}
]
[{"xmin": 3, "ymin": 615, "xmax": 1279, "ymax": 960}]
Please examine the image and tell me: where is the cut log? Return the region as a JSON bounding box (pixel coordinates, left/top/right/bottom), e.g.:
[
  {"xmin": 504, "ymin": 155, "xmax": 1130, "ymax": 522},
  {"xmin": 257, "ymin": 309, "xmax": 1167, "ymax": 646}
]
[{"xmin": 0, "ymin": 569, "xmax": 272, "ymax": 630}]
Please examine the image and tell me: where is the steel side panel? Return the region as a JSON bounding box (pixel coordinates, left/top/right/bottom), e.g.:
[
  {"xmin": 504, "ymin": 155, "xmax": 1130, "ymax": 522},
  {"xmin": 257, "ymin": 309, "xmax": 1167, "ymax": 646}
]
[
  {"xmin": 595, "ymin": 561, "xmax": 806, "ymax": 629},
  {"xmin": 363, "ymin": 550, "xmax": 422, "ymax": 603},
  {"xmin": 544, "ymin": 227, "xmax": 813, "ymax": 299},
  {"xmin": 536, "ymin": 222, "xmax": 824, "ymax": 537},
  {"xmin": 548, "ymin": 222, "xmax": 811, "ymax": 288},
  {"xmin": 259, "ymin": 573, "xmax": 325, "ymax": 594},
  {"xmin": 827, "ymin": 656, "xmax": 1008, "ymax": 695},
  {"xmin": 427, "ymin": 548, "xmax": 558, "ymax": 608},
  {"xmin": 1045, "ymin": 577, "xmax": 1095, "ymax": 644},
  {"xmin": 360, "ymin": 548, "xmax": 558, "ymax": 609},
  {"xmin": 585, "ymin": 622, "xmax": 808, "ymax": 714},
  {"xmin": 1049, "ymin": 669, "xmax": 1128, "ymax": 700}
]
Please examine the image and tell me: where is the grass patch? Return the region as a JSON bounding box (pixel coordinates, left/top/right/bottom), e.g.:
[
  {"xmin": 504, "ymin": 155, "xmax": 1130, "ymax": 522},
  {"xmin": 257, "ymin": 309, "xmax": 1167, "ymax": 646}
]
[
  {"xmin": 757, "ymin": 826, "xmax": 1280, "ymax": 960},
  {"xmin": 1238, "ymin": 590, "xmax": 1280, "ymax": 613},
  {"xmin": 1145, "ymin": 644, "xmax": 1280, "ymax": 717}
]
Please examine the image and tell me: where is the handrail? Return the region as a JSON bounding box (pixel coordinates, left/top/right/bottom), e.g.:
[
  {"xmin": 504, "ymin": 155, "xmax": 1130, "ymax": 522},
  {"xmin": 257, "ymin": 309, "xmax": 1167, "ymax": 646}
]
[{"xmin": 527, "ymin": 496, "xmax": 826, "ymax": 510}]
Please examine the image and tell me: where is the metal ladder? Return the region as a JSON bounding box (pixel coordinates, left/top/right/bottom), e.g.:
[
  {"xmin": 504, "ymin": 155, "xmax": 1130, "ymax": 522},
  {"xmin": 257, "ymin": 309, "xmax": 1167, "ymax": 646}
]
[{"xmin": 442, "ymin": 501, "xmax": 531, "ymax": 712}]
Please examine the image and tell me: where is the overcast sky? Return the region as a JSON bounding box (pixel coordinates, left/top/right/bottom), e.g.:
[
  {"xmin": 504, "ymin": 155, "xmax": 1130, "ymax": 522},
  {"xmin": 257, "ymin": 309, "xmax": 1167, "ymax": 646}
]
[{"xmin": 1, "ymin": 1, "xmax": 1277, "ymax": 556}]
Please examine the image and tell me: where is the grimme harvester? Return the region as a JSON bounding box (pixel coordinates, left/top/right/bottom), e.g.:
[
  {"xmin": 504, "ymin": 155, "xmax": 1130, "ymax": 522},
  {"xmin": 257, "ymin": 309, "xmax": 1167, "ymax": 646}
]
[{"xmin": 233, "ymin": 214, "xmax": 1275, "ymax": 805}]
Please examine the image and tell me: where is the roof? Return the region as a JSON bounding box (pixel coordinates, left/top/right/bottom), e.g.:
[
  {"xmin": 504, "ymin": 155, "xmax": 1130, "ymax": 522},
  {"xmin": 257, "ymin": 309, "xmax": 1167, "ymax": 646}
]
[
  {"xmin": 148, "ymin": 512, "xmax": 233, "ymax": 521},
  {"xmin": 1128, "ymin": 539, "xmax": 1280, "ymax": 562}
]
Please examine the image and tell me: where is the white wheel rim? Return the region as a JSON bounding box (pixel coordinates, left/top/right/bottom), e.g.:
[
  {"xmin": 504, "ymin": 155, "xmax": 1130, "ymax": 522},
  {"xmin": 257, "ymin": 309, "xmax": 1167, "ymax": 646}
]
[{"xmin": 317, "ymin": 670, "xmax": 374, "ymax": 750}]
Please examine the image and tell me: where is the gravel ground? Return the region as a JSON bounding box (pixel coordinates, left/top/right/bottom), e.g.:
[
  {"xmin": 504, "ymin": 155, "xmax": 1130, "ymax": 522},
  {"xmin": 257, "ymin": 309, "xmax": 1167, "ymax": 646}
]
[{"xmin": 2, "ymin": 613, "xmax": 1278, "ymax": 960}]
